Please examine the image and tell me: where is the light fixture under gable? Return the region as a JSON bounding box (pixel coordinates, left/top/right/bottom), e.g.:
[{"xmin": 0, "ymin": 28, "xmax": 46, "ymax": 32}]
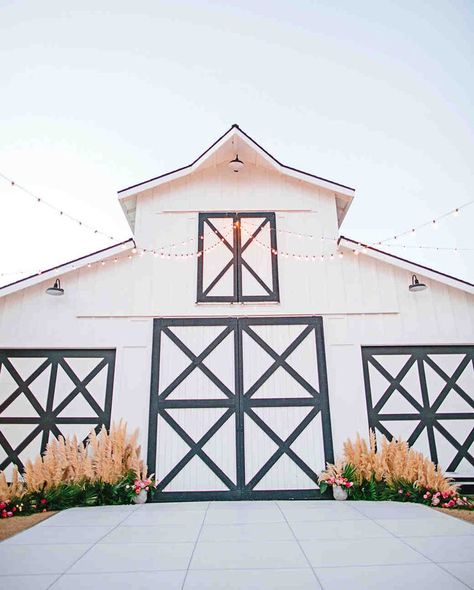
[
  {"xmin": 46, "ymin": 279, "xmax": 64, "ymax": 296},
  {"xmin": 228, "ymin": 155, "xmax": 244, "ymax": 172},
  {"xmin": 409, "ymin": 274, "xmax": 427, "ymax": 292}
]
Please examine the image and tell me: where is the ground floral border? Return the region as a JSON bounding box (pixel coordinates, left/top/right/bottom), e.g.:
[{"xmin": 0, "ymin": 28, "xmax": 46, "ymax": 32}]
[{"xmin": 0, "ymin": 471, "xmax": 158, "ymax": 518}]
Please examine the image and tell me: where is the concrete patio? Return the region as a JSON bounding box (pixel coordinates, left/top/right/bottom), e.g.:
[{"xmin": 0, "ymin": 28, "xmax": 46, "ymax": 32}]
[{"xmin": 0, "ymin": 500, "xmax": 473, "ymax": 589}]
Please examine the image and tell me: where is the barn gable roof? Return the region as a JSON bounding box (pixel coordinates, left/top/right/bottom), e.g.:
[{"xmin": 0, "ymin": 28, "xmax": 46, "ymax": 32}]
[{"xmin": 117, "ymin": 124, "xmax": 355, "ymax": 228}]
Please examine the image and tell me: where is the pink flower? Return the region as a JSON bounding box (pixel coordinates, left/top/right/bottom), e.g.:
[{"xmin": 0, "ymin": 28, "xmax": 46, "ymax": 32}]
[
  {"xmin": 398, "ymin": 489, "xmax": 403, "ymax": 494},
  {"xmin": 431, "ymin": 497, "xmax": 440, "ymax": 506}
]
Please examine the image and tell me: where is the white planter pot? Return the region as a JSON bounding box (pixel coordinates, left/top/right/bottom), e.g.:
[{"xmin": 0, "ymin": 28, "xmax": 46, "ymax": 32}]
[
  {"xmin": 332, "ymin": 485, "xmax": 348, "ymax": 501},
  {"xmin": 133, "ymin": 489, "xmax": 148, "ymax": 504}
]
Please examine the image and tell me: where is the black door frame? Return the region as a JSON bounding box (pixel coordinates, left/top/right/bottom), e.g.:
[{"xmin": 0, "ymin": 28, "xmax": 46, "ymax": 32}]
[{"xmin": 147, "ymin": 316, "xmax": 333, "ymax": 502}]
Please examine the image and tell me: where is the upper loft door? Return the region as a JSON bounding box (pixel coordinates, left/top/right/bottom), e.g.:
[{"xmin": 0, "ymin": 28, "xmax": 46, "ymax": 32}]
[{"xmin": 196, "ymin": 212, "xmax": 280, "ymax": 303}]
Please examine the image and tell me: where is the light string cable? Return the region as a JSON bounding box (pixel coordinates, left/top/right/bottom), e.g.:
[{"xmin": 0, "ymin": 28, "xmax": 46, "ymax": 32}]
[
  {"xmin": 0, "ymin": 226, "xmax": 234, "ymax": 280},
  {"xmin": 0, "ymin": 171, "xmax": 123, "ymax": 242},
  {"xmin": 373, "ymin": 199, "xmax": 474, "ymax": 246},
  {"xmin": 136, "ymin": 225, "xmax": 234, "ymax": 260},
  {"xmin": 378, "ymin": 244, "xmax": 474, "ymax": 252},
  {"xmin": 243, "ymin": 218, "xmax": 339, "ymax": 244},
  {"xmin": 240, "ymin": 223, "xmax": 342, "ymax": 261},
  {"xmin": 0, "ymin": 170, "xmax": 204, "ymax": 253}
]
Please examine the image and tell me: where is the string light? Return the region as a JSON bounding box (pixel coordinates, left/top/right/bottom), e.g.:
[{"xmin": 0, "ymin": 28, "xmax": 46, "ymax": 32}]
[
  {"xmin": 239, "ymin": 224, "xmax": 340, "ymax": 262},
  {"xmin": 3, "ymin": 205, "xmax": 473, "ymax": 283},
  {"xmin": 0, "ymin": 171, "xmax": 121, "ymax": 242},
  {"xmin": 1, "ymin": 229, "xmax": 233, "ymax": 281},
  {"xmin": 381, "ymin": 243, "xmax": 474, "ymax": 252},
  {"xmin": 375, "ymin": 199, "xmax": 473, "ymax": 245},
  {"xmin": 243, "ymin": 219, "xmax": 338, "ymax": 244}
]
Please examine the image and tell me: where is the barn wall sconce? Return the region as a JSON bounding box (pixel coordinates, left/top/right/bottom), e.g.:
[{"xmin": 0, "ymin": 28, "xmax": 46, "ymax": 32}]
[
  {"xmin": 45, "ymin": 279, "xmax": 64, "ymax": 296},
  {"xmin": 409, "ymin": 274, "xmax": 427, "ymax": 292}
]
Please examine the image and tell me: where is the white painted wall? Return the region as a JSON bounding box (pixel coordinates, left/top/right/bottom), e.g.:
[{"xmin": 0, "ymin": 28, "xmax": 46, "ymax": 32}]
[{"xmin": 0, "ymin": 160, "xmax": 473, "ymax": 478}]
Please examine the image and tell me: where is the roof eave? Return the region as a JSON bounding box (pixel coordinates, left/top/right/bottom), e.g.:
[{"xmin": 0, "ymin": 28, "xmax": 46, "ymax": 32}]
[
  {"xmin": 339, "ymin": 236, "xmax": 474, "ymax": 295},
  {"xmin": 0, "ymin": 238, "xmax": 135, "ymax": 298}
]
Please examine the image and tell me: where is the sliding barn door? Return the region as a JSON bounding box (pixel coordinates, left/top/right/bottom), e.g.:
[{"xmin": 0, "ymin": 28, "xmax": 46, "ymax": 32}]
[
  {"xmin": 240, "ymin": 317, "xmax": 333, "ymax": 495},
  {"xmin": 148, "ymin": 319, "xmax": 239, "ymax": 498},
  {"xmin": 0, "ymin": 349, "xmax": 115, "ymax": 477},
  {"xmin": 362, "ymin": 346, "xmax": 474, "ymax": 476},
  {"xmin": 148, "ymin": 316, "xmax": 333, "ymax": 501}
]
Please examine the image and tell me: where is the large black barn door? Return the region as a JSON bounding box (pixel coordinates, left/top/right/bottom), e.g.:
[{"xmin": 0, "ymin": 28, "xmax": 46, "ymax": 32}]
[{"xmin": 147, "ymin": 316, "xmax": 333, "ymax": 501}]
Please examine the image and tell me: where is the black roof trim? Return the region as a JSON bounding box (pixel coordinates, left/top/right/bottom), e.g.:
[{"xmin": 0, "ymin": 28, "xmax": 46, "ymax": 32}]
[
  {"xmin": 0, "ymin": 238, "xmax": 135, "ymax": 292},
  {"xmin": 236, "ymin": 126, "xmax": 355, "ymax": 191},
  {"xmin": 118, "ymin": 124, "xmax": 355, "ymax": 194},
  {"xmin": 339, "ymin": 235, "xmax": 474, "ymax": 288}
]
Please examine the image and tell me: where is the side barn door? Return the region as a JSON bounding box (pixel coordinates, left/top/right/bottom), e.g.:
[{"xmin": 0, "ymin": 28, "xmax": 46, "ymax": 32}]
[
  {"xmin": 0, "ymin": 349, "xmax": 115, "ymax": 476},
  {"xmin": 362, "ymin": 345, "xmax": 474, "ymax": 476}
]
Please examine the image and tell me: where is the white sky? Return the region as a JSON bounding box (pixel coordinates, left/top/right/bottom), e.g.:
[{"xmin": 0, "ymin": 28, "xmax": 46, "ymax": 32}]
[{"xmin": 1, "ymin": 0, "xmax": 473, "ymax": 286}]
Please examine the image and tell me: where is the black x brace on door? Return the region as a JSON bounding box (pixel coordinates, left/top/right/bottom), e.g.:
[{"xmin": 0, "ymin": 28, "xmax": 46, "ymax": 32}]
[
  {"xmin": 196, "ymin": 212, "xmax": 280, "ymax": 303},
  {"xmin": 147, "ymin": 316, "xmax": 334, "ymax": 501}
]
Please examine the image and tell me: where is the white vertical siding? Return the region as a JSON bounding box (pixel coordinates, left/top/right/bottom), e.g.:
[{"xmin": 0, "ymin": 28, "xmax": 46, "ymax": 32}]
[{"xmin": 0, "ymin": 160, "xmax": 472, "ymax": 472}]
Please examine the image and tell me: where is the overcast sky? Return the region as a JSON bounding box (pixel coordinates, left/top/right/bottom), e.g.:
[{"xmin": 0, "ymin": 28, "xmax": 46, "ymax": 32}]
[{"xmin": 1, "ymin": 0, "xmax": 473, "ymax": 287}]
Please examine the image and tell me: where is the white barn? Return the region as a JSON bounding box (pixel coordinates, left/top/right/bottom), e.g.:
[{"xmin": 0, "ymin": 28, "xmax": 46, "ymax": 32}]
[{"xmin": 0, "ymin": 125, "xmax": 473, "ymax": 500}]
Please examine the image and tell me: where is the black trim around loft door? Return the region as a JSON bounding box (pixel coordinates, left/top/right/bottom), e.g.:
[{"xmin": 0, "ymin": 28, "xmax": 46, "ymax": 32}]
[
  {"xmin": 196, "ymin": 212, "xmax": 279, "ymax": 303},
  {"xmin": 0, "ymin": 349, "xmax": 115, "ymax": 472},
  {"xmin": 362, "ymin": 345, "xmax": 474, "ymax": 473}
]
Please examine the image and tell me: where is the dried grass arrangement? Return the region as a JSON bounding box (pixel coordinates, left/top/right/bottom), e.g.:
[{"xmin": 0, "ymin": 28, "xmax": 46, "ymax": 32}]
[
  {"xmin": 0, "ymin": 420, "xmax": 151, "ymax": 518},
  {"xmin": 343, "ymin": 431, "xmax": 457, "ymax": 494},
  {"xmin": 0, "ymin": 467, "xmax": 24, "ymax": 503},
  {"xmin": 24, "ymin": 420, "xmax": 146, "ymax": 492},
  {"xmin": 319, "ymin": 431, "xmax": 472, "ymax": 509}
]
